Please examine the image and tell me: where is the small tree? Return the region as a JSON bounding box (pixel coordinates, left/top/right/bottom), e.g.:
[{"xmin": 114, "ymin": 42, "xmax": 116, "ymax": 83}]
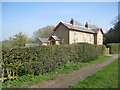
[
  {"xmin": 104, "ymin": 16, "xmax": 120, "ymax": 44},
  {"xmin": 33, "ymin": 26, "xmax": 54, "ymax": 40},
  {"xmin": 11, "ymin": 32, "xmax": 28, "ymax": 47}
]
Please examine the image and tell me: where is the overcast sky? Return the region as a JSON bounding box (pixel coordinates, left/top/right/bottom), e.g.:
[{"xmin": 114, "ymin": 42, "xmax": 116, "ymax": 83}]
[{"xmin": 1, "ymin": 2, "xmax": 118, "ymax": 41}]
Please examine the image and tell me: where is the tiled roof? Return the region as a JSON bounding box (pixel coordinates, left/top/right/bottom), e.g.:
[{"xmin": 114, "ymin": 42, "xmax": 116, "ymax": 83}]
[
  {"xmin": 53, "ymin": 21, "xmax": 104, "ymax": 34},
  {"xmin": 38, "ymin": 38, "xmax": 50, "ymax": 43},
  {"xmin": 51, "ymin": 35, "xmax": 60, "ymax": 40},
  {"xmin": 61, "ymin": 22, "xmax": 95, "ymax": 34},
  {"xmin": 49, "ymin": 35, "xmax": 60, "ymax": 40},
  {"xmin": 92, "ymin": 29, "xmax": 99, "ymax": 33}
]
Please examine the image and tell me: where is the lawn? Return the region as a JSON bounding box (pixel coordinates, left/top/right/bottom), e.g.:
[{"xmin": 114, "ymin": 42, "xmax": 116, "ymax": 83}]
[
  {"xmin": 2, "ymin": 56, "xmax": 111, "ymax": 88},
  {"xmin": 0, "ymin": 41, "xmax": 15, "ymax": 50},
  {"xmin": 70, "ymin": 57, "xmax": 119, "ymax": 88}
]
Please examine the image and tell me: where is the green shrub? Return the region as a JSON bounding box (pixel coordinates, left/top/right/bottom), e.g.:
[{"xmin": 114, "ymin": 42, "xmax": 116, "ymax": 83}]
[
  {"xmin": 75, "ymin": 43, "xmax": 106, "ymax": 62},
  {"xmin": 2, "ymin": 43, "xmax": 106, "ymax": 76},
  {"xmin": 107, "ymin": 43, "xmax": 120, "ymax": 54}
]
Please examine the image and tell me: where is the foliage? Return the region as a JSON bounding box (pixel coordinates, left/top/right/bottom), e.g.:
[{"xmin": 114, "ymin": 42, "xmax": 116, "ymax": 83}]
[
  {"xmin": 70, "ymin": 58, "xmax": 119, "ymax": 88},
  {"xmin": 1, "ymin": 32, "xmax": 34, "ymax": 50},
  {"xmin": 9, "ymin": 32, "xmax": 33, "ymax": 47},
  {"xmin": 33, "ymin": 26, "xmax": 54, "ymax": 39},
  {"xmin": 55, "ymin": 56, "xmax": 111, "ymax": 74},
  {"xmin": 11, "ymin": 32, "xmax": 28, "ymax": 47},
  {"xmin": 104, "ymin": 18, "xmax": 120, "ymax": 44},
  {"xmin": 2, "ymin": 43, "xmax": 106, "ymax": 78},
  {"xmin": 0, "ymin": 41, "xmax": 16, "ymax": 50},
  {"xmin": 75, "ymin": 43, "xmax": 106, "ymax": 62},
  {"xmin": 2, "ymin": 56, "xmax": 111, "ymax": 88},
  {"xmin": 107, "ymin": 43, "xmax": 120, "ymax": 54}
]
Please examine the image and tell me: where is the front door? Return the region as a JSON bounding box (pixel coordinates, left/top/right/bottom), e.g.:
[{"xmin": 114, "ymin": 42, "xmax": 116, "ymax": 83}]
[{"xmin": 52, "ymin": 41, "xmax": 55, "ymax": 45}]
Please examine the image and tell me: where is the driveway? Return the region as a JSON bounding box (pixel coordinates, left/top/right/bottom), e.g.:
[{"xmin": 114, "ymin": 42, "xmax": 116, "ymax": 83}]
[{"xmin": 28, "ymin": 54, "xmax": 119, "ymax": 88}]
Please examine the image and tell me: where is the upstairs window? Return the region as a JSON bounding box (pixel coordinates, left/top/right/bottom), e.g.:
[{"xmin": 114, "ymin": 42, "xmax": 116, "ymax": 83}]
[
  {"xmin": 74, "ymin": 32, "xmax": 77, "ymax": 36},
  {"xmin": 90, "ymin": 34, "xmax": 93, "ymax": 38},
  {"xmin": 83, "ymin": 33, "xmax": 86, "ymax": 38}
]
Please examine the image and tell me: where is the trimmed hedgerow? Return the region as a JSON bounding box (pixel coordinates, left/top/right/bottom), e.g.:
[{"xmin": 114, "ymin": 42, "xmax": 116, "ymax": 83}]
[
  {"xmin": 2, "ymin": 43, "xmax": 106, "ymax": 76},
  {"xmin": 107, "ymin": 43, "xmax": 120, "ymax": 54},
  {"xmin": 75, "ymin": 43, "xmax": 106, "ymax": 62}
]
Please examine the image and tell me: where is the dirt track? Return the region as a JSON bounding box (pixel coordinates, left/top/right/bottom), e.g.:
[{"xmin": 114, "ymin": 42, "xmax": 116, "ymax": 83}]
[{"xmin": 28, "ymin": 54, "xmax": 119, "ymax": 88}]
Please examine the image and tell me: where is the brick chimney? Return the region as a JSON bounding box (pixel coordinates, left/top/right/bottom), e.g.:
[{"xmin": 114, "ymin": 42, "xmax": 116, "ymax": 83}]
[
  {"xmin": 70, "ymin": 18, "xmax": 75, "ymax": 26},
  {"xmin": 85, "ymin": 22, "xmax": 90, "ymax": 29}
]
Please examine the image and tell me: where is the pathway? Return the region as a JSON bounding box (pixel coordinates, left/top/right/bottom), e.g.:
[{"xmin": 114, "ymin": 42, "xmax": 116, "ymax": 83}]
[{"xmin": 28, "ymin": 54, "xmax": 119, "ymax": 88}]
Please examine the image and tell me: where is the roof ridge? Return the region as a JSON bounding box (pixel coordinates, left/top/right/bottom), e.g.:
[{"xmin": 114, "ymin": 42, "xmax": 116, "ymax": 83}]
[
  {"xmin": 92, "ymin": 28, "xmax": 100, "ymax": 29},
  {"xmin": 39, "ymin": 38, "xmax": 48, "ymax": 39},
  {"xmin": 54, "ymin": 21, "xmax": 99, "ymax": 34},
  {"xmin": 61, "ymin": 21, "xmax": 91, "ymax": 30}
]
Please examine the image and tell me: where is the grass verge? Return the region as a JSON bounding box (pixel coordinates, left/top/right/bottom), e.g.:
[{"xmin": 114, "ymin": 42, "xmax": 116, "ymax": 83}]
[
  {"xmin": 70, "ymin": 57, "xmax": 119, "ymax": 88},
  {"xmin": 2, "ymin": 56, "xmax": 111, "ymax": 88}
]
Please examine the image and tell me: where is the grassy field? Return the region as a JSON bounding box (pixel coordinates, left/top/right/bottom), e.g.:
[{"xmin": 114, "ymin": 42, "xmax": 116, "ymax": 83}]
[
  {"xmin": 70, "ymin": 58, "xmax": 119, "ymax": 88},
  {"xmin": 0, "ymin": 41, "xmax": 15, "ymax": 50},
  {"xmin": 2, "ymin": 56, "xmax": 111, "ymax": 88}
]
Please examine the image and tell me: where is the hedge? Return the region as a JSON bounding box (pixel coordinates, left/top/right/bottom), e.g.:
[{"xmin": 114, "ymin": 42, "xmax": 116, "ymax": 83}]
[
  {"xmin": 107, "ymin": 43, "xmax": 120, "ymax": 54},
  {"xmin": 76, "ymin": 43, "xmax": 106, "ymax": 62},
  {"xmin": 2, "ymin": 43, "xmax": 106, "ymax": 76}
]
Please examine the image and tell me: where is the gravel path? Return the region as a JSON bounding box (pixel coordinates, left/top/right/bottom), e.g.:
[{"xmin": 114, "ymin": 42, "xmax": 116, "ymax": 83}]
[{"xmin": 28, "ymin": 54, "xmax": 119, "ymax": 88}]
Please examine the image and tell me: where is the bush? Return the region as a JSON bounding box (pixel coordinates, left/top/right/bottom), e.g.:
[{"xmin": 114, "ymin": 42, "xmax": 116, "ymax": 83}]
[
  {"xmin": 107, "ymin": 43, "xmax": 120, "ymax": 54},
  {"xmin": 2, "ymin": 43, "xmax": 106, "ymax": 76},
  {"xmin": 76, "ymin": 43, "xmax": 106, "ymax": 62}
]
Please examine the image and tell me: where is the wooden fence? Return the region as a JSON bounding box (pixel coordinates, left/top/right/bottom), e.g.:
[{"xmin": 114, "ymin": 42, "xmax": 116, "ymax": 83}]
[{"xmin": 0, "ymin": 67, "xmax": 18, "ymax": 82}]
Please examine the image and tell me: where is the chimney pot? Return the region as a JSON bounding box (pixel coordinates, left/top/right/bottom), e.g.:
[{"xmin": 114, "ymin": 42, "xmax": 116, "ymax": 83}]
[
  {"xmin": 70, "ymin": 18, "xmax": 75, "ymax": 26},
  {"xmin": 85, "ymin": 22, "xmax": 90, "ymax": 28}
]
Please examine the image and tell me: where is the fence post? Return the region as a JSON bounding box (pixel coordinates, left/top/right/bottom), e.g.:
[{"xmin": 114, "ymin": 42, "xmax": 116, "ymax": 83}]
[
  {"xmin": 1, "ymin": 68, "xmax": 4, "ymax": 82},
  {"xmin": 106, "ymin": 48, "xmax": 109, "ymax": 55},
  {"xmin": 108, "ymin": 48, "xmax": 110, "ymax": 55}
]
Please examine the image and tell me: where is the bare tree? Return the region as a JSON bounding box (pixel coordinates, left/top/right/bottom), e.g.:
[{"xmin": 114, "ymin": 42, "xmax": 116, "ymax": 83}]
[{"xmin": 33, "ymin": 26, "xmax": 54, "ymax": 39}]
